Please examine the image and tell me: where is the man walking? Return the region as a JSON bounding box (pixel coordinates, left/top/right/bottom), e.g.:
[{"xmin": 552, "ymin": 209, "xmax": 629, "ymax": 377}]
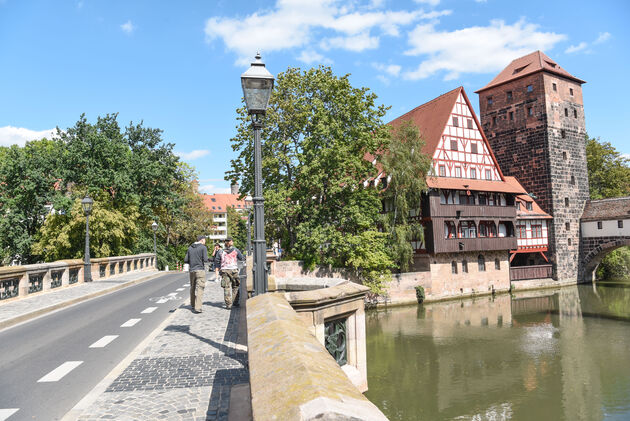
[
  {"xmin": 184, "ymin": 235, "xmax": 209, "ymax": 313},
  {"xmin": 214, "ymin": 237, "xmax": 246, "ymax": 309}
]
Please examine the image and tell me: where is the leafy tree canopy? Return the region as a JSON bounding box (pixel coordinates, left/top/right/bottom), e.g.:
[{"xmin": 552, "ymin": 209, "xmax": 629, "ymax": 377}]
[
  {"xmin": 227, "ymin": 66, "xmax": 396, "ymax": 290},
  {"xmin": 586, "ymin": 136, "xmax": 630, "ymax": 200}
]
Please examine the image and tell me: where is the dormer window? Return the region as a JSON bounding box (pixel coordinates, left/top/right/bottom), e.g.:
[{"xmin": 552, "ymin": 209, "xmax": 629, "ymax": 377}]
[{"xmin": 526, "ymin": 202, "xmax": 533, "ymax": 211}]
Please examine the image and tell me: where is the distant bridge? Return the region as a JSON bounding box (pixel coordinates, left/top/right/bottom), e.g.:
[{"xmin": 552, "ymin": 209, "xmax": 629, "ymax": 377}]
[{"xmin": 580, "ymin": 196, "xmax": 630, "ymax": 281}]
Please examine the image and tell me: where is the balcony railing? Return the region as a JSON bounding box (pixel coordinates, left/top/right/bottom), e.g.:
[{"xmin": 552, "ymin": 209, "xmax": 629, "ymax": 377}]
[
  {"xmin": 510, "ymin": 264, "xmax": 553, "ymax": 281},
  {"xmin": 433, "ymin": 236, "xmax": 517, "ymax": 253}
]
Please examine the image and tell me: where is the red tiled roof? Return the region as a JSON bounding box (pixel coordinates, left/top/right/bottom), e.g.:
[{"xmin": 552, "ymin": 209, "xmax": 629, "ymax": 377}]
[
  {"xmin": 202, "ymin": 194, "xmax": 248, "ymax": 213},
  {"xmin": 476, "ymin": 51, "xmax": 585, "ymax": 93},
  {"xmin": 426, "ymin": 175, "xmax": 526, "ymax": 194},
  {"xmin": 388, "ymin": 86, "xmax": 461, "ymax": 158},
  {"xmin": 581, "ymin": 196, "xmax": 630, "ymax": 221},
  {"xmin": 516, "ymin": 195, "xmax": 552, "ymax": 219}
]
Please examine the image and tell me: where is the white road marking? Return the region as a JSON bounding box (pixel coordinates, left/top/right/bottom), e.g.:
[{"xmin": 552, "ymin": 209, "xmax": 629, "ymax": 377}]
[
  {"xmin": 176, "ymin": 288, "xmax": 184, "ymax": 291},
  {"xmin": 37, "ymin": 361, "xmax": 83, "ymax": 382},
  {"xmin": 156, "ymin": 298, "xmax": 168, "ymax": 304},
  {"xmin": 89, "ymin": 335, "xmax": 119, "ymax": 348},
  {"xmin": 167, "ymin": 292, "xmax": 178, "ymax": 297},
  {"xmin": 141, "ymin": 307, "xmax": 158, "ymax": 314},
  {"xmin": 0, "ymin": 409, "xmax": 19, "ymax": 421},
  {"xmin": 120, "ymin": 318, "xmax": 141, "ymax": 327},
  {"xmin": 183, "ymin": 283, "xmax": 188, "ymax": 287}
]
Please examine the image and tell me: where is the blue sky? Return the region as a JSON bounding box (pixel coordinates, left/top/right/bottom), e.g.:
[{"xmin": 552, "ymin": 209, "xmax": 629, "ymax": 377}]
[{"xmin": 1, "ymin": 0, "xmax": 628, "ymax": 194}]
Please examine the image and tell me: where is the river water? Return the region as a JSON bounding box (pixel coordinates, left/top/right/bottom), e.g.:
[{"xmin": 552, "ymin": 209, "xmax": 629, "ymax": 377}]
[{"xmin": 365, "ymin": 282, "xmax": 630, "ymax": 421}]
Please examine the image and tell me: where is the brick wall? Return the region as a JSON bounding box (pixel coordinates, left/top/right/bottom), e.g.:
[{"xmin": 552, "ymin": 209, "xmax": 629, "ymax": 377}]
[{"xmin": 479, "ymin": 72, "xmax": 588, "ymax": 281}]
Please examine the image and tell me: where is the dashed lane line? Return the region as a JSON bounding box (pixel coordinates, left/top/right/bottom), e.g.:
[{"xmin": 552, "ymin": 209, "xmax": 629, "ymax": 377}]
[
  {"xmin": 167, "ymin": 292, "xmax": 178, "ymax": 297},
  {"xmin": 89, "ymin": 335, "xmax": 119, "ymax": 348},
  {"xmin": 0, "ymin": 409, "xmax": 19, "ymax": 421},
  {"xmin": 176, "ymin": 288, "xmax": 185, "ymax": 291},
  {"xmin": 120, "ymin": 318, "xmax": 141, "ymax": 328},
  {"xmin": 156, "ymin": 298, "xmax": 168, "ymax": 304},
  {"xmin": 37, "ymin": 361, "xmax": 83, "ymax": 383},
  {"xmin": 141, "ymin": 307, "xmax": 158, "ymax": 314}
]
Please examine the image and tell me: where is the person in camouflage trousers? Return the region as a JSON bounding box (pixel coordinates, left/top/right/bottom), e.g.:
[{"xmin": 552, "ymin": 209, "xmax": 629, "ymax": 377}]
[{"xmin": 214, "ymin": 237, "xmax": 246, "ymax": 309}]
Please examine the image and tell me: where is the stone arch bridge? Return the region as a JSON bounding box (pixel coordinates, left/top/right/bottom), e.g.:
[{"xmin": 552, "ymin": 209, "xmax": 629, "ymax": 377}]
[{"xmin": 580, "ymin": 196, "xmax": 630, "ymax": 281}]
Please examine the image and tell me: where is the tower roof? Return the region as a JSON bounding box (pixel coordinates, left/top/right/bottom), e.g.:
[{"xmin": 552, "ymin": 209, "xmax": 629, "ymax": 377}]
[{"xmin": 476, "ymin": 51, "xmax": 585, "ymax": 93}]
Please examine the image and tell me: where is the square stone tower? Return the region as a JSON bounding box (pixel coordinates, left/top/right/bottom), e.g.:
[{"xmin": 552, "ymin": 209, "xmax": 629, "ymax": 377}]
[{"xmin": 476, "ymin": 51, "xmax": 588, "ymax": 281}]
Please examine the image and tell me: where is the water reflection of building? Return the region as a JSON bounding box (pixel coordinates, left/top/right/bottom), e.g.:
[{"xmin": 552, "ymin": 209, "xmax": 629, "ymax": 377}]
[{"xmin": 366, "ymin": 287, "xmax": 621, "ymax": 420}]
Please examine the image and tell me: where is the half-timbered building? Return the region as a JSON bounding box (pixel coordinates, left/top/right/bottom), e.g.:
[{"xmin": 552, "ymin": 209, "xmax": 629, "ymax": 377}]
[{"xmin": 385, "ymin": 86, "xmax": 526, "ymax": 296}]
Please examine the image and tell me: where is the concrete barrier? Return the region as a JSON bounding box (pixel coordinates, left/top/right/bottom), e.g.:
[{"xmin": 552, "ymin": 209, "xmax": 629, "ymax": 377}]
[
  {"xmin": 0, "ymin": 253, "xmax": 156, "ymax": 303},
  {"xmin": 247, "ymin": 293, "xmax": 388, "ymax": 421}
]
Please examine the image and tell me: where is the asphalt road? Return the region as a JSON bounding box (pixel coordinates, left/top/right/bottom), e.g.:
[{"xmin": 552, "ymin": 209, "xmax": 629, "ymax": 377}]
[{"xmin": 0, "ymin": 271, "xmax": 203, "ymax": 421}]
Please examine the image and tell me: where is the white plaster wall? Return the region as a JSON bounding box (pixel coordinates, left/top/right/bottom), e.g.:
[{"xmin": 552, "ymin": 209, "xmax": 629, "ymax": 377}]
[{"xmin": 581, "ymin": 219, "xmax": 630, "ymax": 237}]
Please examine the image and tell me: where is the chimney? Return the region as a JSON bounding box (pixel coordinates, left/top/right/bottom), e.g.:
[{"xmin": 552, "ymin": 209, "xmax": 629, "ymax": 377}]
[{"xmin": 230, "ymin": 182, "xmax": 239, "ymax": 195}]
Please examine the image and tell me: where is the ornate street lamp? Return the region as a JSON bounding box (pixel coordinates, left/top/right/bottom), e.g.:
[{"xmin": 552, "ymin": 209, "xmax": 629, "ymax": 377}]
[
  {"xmin": 81, "ymin": 195, "xmax": 94, "ymax": 282},
  {"xmin": 151, "ymin": 221, "xmax": 158, "ymax": 268},
  {"xmin": 241, "ymin": 52, "xmax": 274, "ymax": 295}
]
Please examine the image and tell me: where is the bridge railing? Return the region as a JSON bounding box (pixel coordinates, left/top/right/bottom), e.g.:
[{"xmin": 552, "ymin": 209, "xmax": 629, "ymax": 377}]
[
  {"xmin": 510, "ymin": 264, "xmax": 553, "ymax": 281},
  {"xmin": 0, "ymin": 253, "xmax": 156, "ymax": 302}
]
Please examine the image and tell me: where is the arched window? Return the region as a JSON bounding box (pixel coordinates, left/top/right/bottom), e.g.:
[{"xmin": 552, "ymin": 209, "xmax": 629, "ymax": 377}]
[
  {"xmin": 451, "ymin": 261, "xmax": 458, "ymax": 274},
  {"xmin": 462, "ymin": 260, "xmax": 468, "ymax": 273},
  {"xmin": 495, "ymin": 258, "xmax": 500, "ymax": 270},
  {"xmin": 478, "ymin": 255, "xmax": 486, "ymax": 272}
]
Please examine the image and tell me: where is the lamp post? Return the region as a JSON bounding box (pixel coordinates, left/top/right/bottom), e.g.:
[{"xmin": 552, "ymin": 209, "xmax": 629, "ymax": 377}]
[
  {"xmin": 246, "ymin": 207, "xmax": 253, "ymax": 256},
  {"xmin": 241, "ymin": 52, "xmax": 274, "ymax": 296},
  {"xmin": 151, "ymin": 221, "xmax": 158, "ymax": 268},
  {"xmin": 81, "ymin": 195, "xmax": 94, "ymax": 282}
]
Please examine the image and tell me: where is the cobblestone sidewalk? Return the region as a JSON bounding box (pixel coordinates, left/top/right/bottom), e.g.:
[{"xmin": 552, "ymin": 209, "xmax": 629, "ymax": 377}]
[
  {"xmin": 0, "ymin": 270, "xmax": 161, "ymax": 329},
  {"xmin": 74, "ymin": 278, "xmax": 249, "ymax": 421}
]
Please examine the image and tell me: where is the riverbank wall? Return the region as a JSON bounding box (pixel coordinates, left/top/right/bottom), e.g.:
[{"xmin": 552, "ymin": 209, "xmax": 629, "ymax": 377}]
[{"xmin": 269, "ymin": 259, "xmax": 582, "ymax": 307}]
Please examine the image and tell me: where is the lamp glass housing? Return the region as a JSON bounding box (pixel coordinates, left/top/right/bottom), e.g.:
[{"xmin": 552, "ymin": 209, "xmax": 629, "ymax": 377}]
[
  {"xmin": 151, "ymin": 221, "xmax": 158, "ymax": 231},
  {"xmin": 81, "ymin": 196, "xmax": 93, "ymax": 215},
  {"xmin": 241, "ymin": 54, "xmax": 274, "ymax": 115}
]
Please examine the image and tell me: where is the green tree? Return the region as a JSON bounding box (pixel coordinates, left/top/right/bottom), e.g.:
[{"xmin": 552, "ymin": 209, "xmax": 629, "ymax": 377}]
[
  {"xmin": 227, "ymin": 66, "xmax": 393, "ymax": 291},
  {"xmin": 33, "ymin": 194, "xmax": 138, "ymax": 261},
  {"xmin": 379, "ymin": 121, "xmax": 432, "ymax": 272},
  {"xmin": 586, "ymin": 136, "xmax": 630, "ymax": 200},
  {"xmin": 586, "ymin": 136, "xmax": 630, "ymax": 280},
  {"xmin": 0, "ymin": 139, "xmax": 64, "ymax": 264},
  {"xmin": 227, "ymin": 206, "xmax": 247, "ymax": 251}
]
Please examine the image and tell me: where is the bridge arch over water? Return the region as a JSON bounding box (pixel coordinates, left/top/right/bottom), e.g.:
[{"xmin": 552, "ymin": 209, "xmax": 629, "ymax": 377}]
[{"xmin": 579, "ymin": 196, "xmax": 630, "ymax": 282}]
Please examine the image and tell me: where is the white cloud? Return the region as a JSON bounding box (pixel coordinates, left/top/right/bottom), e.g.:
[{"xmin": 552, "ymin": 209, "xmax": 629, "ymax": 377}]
[
  {"xmin": 594, "ymin": 32, "xmax": 611, "ymax": 44},
  {"xmin": 204, "ymin": 0, "xmax": 439, "ymax": 64},
  {"xmin": 199, "ymin": 184, "xmax": 231, "ymax": 194},
  {"xmin": 565, "ymin": 42, "xmax": 588, "ymax": 54},
  {"xmin": 175, "ymin": 149, "xmax": 210, "ymax": 160},
  {"xmin": 414, "ymin": 0, "xmax": 440, "ymax": 5},
  {"xmin": 403, "ymin": 18, "xmax": 566, "ymax": 80},
  {"xmin": 0, "ymin": 126, "xmax": 57, "ymax": 147},
  {"xmin": 297, "ymin": 50, "xmax": 332, "ymax": 65},
  {"xmin": 565, "ymin": 32, "xmax": 611, "ymax": 55},
  {"xmin": 120, "ymin": 20, "xmax": 135, "ymax": 34},
  {"xmin": 321, "ymin": 32, "xmax": 379, "ymax": 51},
  {"xmin": 373, "ymin": 62, "xmax": 401, "ymax": 76}
]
